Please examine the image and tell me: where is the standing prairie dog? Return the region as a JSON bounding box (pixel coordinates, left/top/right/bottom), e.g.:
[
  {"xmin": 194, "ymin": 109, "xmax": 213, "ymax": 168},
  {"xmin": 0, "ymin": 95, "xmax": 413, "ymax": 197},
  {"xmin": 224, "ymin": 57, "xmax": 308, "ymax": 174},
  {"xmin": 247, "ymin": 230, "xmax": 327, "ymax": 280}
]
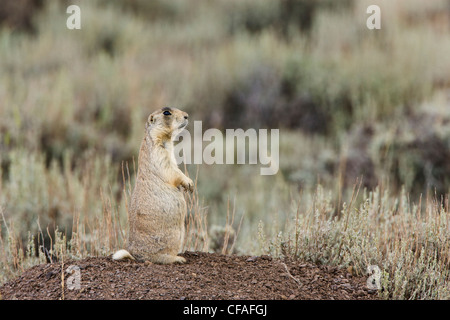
[{"xmin": 113, "ymin": 107, "xmax": 193, "ymax": 264}]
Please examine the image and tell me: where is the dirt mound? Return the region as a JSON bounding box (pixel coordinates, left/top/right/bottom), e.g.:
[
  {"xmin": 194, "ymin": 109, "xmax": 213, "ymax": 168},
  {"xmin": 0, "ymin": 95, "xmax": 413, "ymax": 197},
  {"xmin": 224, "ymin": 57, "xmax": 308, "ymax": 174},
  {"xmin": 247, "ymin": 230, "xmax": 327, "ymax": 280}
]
[{"xmin": 0, "ymin": 252, "xmax": 378, "ymax": 300}]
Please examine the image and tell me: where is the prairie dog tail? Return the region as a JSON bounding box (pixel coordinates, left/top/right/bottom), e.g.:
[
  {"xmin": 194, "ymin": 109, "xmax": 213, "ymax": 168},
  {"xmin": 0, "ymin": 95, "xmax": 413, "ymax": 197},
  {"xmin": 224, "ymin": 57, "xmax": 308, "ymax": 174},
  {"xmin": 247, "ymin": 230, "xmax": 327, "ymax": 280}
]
[{"xmin": 112, "ymin": 249, "xmax": 135, "ymax": 261}]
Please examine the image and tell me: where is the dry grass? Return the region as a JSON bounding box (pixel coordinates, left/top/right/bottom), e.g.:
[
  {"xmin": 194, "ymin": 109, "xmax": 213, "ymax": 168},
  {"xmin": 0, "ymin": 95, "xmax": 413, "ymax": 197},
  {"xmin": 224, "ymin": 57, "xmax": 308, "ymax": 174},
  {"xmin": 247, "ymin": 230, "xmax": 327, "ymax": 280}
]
[{"xmin": 257, "ymin": 183, "xmax": 450, "ymax": 299}]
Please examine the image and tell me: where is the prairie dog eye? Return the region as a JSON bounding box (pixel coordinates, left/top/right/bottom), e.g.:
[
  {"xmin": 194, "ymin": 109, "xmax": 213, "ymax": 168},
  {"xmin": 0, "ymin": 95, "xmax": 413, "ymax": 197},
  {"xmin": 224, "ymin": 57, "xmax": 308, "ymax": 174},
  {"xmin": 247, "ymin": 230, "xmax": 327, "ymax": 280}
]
[{"xmin": 163, "ymin": 111, "xmax": 171, "ymax": 116}]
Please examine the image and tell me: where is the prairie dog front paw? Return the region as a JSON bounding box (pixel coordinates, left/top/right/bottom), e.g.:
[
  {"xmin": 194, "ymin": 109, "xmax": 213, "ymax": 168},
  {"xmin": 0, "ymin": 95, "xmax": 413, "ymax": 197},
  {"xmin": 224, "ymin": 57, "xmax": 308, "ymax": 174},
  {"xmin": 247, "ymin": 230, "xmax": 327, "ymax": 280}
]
[{"xmin": 181, "ymin": 177, "xmax": 194, "ymax": 193}]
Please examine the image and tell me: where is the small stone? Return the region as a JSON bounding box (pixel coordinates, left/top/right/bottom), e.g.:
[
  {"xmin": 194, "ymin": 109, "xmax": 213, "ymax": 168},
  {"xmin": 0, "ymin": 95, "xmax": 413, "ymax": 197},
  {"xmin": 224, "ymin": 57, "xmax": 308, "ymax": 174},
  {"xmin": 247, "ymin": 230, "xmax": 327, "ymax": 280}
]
[
  {"xmin": 347, "ymin": 266, "xmax": 354, "ymax": 275},
  {"xmin": 341, "ymin": 283, "xmax": 352, "ymax": 290},
  {"xmin": 356, "ymin": 290, "xmax": 366, "ymax": 296}
]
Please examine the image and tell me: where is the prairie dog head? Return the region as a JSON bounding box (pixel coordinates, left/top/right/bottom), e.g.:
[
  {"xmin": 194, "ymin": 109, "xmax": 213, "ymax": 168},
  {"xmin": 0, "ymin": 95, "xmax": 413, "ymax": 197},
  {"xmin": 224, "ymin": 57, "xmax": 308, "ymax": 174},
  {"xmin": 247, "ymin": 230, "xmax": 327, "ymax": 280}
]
[{"xmin": 146, "ymin": 107, "xmax": 189, "ymax": 143}]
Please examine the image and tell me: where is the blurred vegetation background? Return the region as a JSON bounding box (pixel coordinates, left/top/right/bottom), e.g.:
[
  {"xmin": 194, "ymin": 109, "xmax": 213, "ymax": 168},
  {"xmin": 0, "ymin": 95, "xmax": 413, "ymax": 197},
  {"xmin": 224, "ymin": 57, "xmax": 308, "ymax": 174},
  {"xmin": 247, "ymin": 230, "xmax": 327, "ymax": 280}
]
[{"xmin": 0, "ymin": 0, "xmax": 449, "ymax": 296}]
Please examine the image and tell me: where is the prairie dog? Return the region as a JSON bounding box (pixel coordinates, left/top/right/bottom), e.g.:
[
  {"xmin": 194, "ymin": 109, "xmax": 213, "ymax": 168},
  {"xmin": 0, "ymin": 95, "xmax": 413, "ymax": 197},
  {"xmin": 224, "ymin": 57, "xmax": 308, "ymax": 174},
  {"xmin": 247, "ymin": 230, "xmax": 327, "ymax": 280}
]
[{"xmin": 113, "ymin": 107, "xmax": 193, "ymax": 264}]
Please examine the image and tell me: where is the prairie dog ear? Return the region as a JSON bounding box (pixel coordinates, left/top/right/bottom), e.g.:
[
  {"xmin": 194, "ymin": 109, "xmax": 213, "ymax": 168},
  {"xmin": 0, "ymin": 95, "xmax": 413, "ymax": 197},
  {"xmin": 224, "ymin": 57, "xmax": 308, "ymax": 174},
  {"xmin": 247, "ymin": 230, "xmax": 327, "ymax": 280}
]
[{"xmin": 145, "ymin": 115, "xmax": 154, "ymax": 130}]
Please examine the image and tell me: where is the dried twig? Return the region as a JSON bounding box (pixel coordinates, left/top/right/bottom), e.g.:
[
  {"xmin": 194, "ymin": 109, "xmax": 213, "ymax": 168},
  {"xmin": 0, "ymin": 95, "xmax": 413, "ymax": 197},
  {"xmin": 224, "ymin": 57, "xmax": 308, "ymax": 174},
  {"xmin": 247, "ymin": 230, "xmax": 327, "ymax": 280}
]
[{"xmin": 281, "ymin": 261, "xmax": 302, "ymax": 287}]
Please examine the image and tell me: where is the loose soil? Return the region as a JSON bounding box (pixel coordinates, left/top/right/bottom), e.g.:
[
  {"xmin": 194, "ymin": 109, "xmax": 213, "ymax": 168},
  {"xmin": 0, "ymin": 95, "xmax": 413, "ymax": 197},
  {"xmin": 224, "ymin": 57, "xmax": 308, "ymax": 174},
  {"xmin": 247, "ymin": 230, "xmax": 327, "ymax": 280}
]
[{"xmin": 0, "ymin": 251, "xmax": 378, "ymax": 300}]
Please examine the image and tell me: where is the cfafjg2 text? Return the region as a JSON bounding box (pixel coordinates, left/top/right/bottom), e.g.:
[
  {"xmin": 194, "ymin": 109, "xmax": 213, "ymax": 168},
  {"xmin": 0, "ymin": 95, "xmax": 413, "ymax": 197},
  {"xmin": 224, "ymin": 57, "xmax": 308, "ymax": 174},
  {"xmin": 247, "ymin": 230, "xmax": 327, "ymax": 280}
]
[{"xmin": 183, "ymin": 304, "xmax": 267, "ymax": 317}]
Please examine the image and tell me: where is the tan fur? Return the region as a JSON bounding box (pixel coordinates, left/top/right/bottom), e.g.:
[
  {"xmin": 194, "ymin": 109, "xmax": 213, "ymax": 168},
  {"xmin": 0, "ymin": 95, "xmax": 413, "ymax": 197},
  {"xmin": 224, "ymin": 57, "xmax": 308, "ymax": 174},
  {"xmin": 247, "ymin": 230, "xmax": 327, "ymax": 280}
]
[{"xmin": 114, "ymin": 107, "xmax": 192, "ymax": 264}]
